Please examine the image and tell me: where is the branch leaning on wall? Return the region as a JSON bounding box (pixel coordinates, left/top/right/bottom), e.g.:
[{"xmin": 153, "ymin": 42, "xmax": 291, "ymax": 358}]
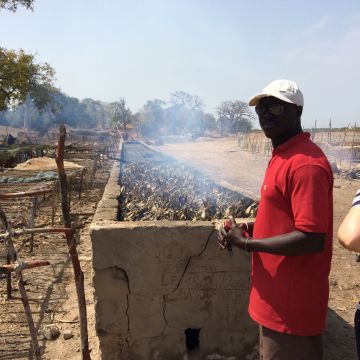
[{"xmin": 55, "ymin": 124, "xmax": 91, "ymax": 360}]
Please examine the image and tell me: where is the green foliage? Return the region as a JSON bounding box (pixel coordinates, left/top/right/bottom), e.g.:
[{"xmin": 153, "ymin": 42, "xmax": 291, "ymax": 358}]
[
  {"xmin": 0, "ymin": 47, "xmax": 55, "ymax": 111},
  {"xmin": 0, "ymin": 0, "xmax": 33, "ymax": 11},
  {"xmin": 39, "ymin": 93, "xmax": 112, "ymax": 132}
]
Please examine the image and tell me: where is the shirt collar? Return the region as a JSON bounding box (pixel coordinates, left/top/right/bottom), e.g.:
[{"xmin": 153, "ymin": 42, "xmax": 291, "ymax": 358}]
[{"xmin": 272, "ymin": 132, "xmax": 311, "ymax": 155}]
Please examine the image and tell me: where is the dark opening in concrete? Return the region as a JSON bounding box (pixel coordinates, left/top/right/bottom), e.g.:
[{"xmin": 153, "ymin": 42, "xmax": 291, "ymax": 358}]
[{"xmin": 185, "ymin": 328, "xmax": 200, "ymax": 352}]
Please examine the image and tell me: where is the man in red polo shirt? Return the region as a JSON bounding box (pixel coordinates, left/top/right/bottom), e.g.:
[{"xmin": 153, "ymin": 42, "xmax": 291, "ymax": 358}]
[{"xmin": 218, "ymin": 79, "xmax": 333, "ymax": 359}]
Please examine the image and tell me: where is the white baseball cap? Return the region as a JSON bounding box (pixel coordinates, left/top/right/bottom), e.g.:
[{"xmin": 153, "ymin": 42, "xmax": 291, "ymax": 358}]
[{"xmin": 248, "ymin": 79, "xmax": 304, "ymax": 107}]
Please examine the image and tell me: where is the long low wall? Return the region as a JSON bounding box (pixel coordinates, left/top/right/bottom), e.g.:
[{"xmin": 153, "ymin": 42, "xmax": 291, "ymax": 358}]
[{"xmin": 90, "ymin": 144, "xmax": 257, "ymax": 359}]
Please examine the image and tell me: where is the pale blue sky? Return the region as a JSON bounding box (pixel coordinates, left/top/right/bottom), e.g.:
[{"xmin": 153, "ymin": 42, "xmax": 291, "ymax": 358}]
[{"xmin": 1, "ymin": 0, "xmax": 359, "ymax": 128}]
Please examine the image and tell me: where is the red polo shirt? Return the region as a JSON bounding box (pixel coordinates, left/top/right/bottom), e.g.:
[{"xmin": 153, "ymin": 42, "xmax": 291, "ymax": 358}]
[{"xmin": 248, "ymin": 132, "xmax": 333, "ymax": 336}]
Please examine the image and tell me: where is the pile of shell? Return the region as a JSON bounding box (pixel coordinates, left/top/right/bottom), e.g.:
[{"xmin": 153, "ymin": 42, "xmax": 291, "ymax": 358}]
[{"xmin": 118, "ymin": 162, "xmax": 258, "ymax": 221}]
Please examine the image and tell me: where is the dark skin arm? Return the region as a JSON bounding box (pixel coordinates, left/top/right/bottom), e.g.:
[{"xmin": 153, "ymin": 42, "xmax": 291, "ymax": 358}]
[{"xmin": 218, "ymin": 220, "xmax": 325, "ymax": 256}]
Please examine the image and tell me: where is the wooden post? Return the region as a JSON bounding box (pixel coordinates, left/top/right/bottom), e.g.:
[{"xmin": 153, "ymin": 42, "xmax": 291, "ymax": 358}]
[
  {"xmin": 51, "ymin": 185, "xmax": 56, "ymax": 226},
  {"xmin": 350, "ymin": 123, "xmax": 357, "ymax": 170},
  {"xmin": 312, "ymin": 119, "xmax": 317, "ymax": 141},
  {"xmin": 91, "ymin": 154, "xmax": 99, "ymax": 188},
  {"xmin": 29, "ymin": 197, "xmax": 37, "ymax": 253},
  {"xmin": 79, "ymin": 167, "xmax": 85, "ymax": 200},
  {"xmin": 2, "ymin": 227, "xmax": 42, "ymax": 358},
  {"xmin": 18, "ymin": 272, "xmax": 41, "ymax": 359},
  {"xmin": 2, "ymin": 215, "xmax": 17, "ymax": 299},
  {"xmin": 68, "ymin": 176, "xmax": 72, "ymax": 213},
  {"xmin": 55, "ymin": 125, "xmax": 91, "ymax": 360},
  {"xmin": 340, "ymin": 127, "xmax": 347, "ymax": 167}
]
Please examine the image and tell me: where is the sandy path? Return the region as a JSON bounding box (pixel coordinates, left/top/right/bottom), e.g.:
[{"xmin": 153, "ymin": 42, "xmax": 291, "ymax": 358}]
[{"xmin": 153, "ymin": 137, "xmax": 269, "ymax": 200}]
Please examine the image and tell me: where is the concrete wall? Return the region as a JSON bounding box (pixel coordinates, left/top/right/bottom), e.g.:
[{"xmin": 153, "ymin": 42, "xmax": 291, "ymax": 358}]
[{"xmin": 90, "ymin": 147, "xmax": 257, "ymax": 359}]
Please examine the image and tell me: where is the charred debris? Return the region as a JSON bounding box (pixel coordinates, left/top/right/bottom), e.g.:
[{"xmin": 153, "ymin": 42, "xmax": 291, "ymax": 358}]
[{"xmin": 118, "ymin": 142, "xmax": 258, "ymax": 221}]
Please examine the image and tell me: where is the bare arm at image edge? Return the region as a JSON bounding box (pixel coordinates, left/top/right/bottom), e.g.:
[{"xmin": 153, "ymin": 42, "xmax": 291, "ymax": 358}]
[{"xmin": 338, "ymin": 189, "xmax": 360, "ymax": 252}]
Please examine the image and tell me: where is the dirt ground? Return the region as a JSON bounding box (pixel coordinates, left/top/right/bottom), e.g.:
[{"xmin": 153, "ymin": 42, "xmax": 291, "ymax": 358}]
[
  {"xmin": 0, "ymin": 136, "xmax": 359, "ymax": 359},
  {"xmin": 0, "ymin": 157, "xmax": 112, "ymax": 360}
]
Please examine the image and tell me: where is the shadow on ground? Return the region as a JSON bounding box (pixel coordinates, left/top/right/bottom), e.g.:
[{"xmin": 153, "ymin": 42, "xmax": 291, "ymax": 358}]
[{"xmin": 325, "ymin": 307, "xmax": 357, "ymax": 359}]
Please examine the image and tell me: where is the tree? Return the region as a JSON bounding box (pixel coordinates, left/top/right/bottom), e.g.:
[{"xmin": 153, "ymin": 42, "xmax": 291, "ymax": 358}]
[
  {"xmin": 110, "ymin": 98, "xmax": 132, "ymax": 131},
  {"xmin": 0, "ymin": 0, "xmax": 34, "ymax": 11},
  {"xmin": 0, "ymin": 109, "xmax": 8, "ymax": 125},
  {"xmin": 139, "ymin": 99, "xmax": 166, "ymax": 137},
  {"xmin": 166, "ymin": 91, "xmax": 206, "ymax": 135},
  {"xmin": 0, "ymin": 47, "xmax": 55, "ymax": 111},
  {"xmin": 82, "ymin": 98, "xmax": 108, "ymax": 128},
  {"xmin": 170, "ymin": 90, "xmax": 204, "ymax": 111},
  {"xmin": 216, "ymin": 100, "xmax": 255, "ymax": 134},
  {"xmin": 2, "ymin": 89, "xmax": 115, "ymax": 132},
  {"xmin": 137, "ymin": 92, "xmax": 210, "ymax": 138},
  {"xmin": 202, "ymin": 113, "xmax": 217, "ymax": 133},
  {"xmin": 49, "ymin": 93, "xmax": 93, "ymax": 130}
]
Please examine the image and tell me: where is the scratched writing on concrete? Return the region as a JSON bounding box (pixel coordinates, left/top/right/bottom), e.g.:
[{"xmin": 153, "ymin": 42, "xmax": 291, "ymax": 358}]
[{"xmin": 162, "ymin": 271, "xmax": 248, "ymax": 291}]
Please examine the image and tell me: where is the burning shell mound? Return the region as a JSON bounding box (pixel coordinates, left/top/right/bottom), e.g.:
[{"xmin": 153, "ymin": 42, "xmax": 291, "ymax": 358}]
[{"xmin": 118, "ymin": 162, "xmax": 258, "ymax": 221}]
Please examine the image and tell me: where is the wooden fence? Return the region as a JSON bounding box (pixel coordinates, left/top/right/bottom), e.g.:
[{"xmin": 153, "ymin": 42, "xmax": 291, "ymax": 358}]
[{"xmin": 238, "ymin": 129, "xmax": 360, "ymax": 171}]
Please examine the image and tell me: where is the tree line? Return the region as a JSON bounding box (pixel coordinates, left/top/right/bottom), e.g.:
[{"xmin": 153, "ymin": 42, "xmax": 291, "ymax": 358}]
[
  {"xmin": 133, "ymin": 91, "xmax": 255, "ymax": 138},
  {"xmin": 0, "ymin": 89, "xmax": 255, "ymax": 137}
]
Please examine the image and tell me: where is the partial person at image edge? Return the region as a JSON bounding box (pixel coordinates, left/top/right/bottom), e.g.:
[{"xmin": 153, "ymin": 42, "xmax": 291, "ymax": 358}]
[
  {"xmin": 218, "ymin": 79, "xmax": 333, "ymax": 360},
  {"xmin": 337, "ymin": 189, "xmax": 360, "ymax": 359},
  {"xmin": 338, "ymin": 189, "xmax": 360, "ymax": 252}
]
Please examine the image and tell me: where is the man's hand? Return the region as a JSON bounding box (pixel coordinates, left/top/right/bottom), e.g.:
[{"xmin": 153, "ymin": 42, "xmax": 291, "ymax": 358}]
[{"xmin": 218, "ymin": 217, "xmax": 249, "ymax": 252}]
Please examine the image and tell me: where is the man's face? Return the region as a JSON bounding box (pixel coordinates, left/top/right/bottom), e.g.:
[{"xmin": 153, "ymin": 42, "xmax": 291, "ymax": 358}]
[{"xmin": 255, "ymin": 96, "xmax": 299, "ymax": 141}]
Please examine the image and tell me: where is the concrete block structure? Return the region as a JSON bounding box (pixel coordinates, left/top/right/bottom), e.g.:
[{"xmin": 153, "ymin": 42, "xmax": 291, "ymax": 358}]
[{"xmin": 90, "ymin": 145, "xmax": 257, "ymax": 359}]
